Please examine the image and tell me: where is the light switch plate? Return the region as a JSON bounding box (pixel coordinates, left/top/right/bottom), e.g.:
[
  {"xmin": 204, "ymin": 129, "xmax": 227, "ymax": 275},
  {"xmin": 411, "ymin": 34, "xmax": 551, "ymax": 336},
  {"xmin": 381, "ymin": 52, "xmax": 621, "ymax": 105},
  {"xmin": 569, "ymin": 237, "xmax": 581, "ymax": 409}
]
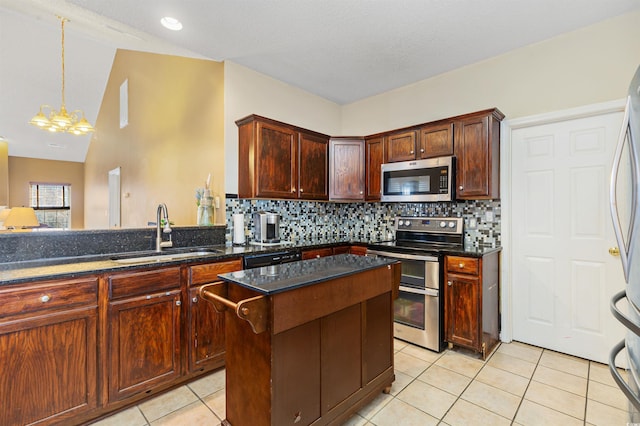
[{"xmin": 485, "ymin": 211, "xmax": 494, "ymax": 222}]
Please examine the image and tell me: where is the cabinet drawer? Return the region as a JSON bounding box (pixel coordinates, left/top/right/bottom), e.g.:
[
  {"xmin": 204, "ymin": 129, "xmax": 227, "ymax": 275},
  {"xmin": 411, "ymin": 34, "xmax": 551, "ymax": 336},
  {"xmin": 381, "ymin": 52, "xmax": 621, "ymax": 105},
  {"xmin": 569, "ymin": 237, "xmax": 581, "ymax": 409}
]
[
  {"xmin": 302, "ymin": 248, "xmax": 334, "ymax": 259},
  {"xmin": 446, "ymin": 256, "xmax": 479, "ymax": 275},
  {"xmin": 0, "ymin": 277, "xmax": 98, "ymax": 319},
  {"xmin": 190, "ymin": 259, "xmax": 243, "ymax": 285},
  {"xmin": 109, "ymin": 267, "xmax": 181, "ymax": 299}
]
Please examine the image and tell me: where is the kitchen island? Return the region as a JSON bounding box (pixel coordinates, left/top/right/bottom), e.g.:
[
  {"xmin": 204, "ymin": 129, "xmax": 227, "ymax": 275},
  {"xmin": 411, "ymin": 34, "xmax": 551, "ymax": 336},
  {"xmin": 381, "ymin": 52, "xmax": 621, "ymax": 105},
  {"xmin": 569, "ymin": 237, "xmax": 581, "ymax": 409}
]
[{"xmin": 199, "ymin": 254, "xmax": 400, "ymax": 426}]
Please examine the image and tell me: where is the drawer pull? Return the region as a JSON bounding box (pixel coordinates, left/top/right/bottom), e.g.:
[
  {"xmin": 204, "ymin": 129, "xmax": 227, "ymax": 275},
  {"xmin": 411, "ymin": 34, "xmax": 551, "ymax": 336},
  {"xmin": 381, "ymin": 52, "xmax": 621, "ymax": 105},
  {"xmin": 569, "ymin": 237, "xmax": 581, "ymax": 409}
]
[
  {"xmin": 447, "ymin": 281, "xmax": 452, "ymax": 286},
  {"xmin": 459, "ymin": 263, "xmax": 465, "ymax": 268},
  {"xmin": 176, "ymin": 300, "xmax": 182, "ymax": 306},
  {"xmin": 40, "ymin": 295, "xmax": 51, "ymax": 303},
  {"xmin": 192, "ymin": 297, "xmax": 198, "ymax": 303}
]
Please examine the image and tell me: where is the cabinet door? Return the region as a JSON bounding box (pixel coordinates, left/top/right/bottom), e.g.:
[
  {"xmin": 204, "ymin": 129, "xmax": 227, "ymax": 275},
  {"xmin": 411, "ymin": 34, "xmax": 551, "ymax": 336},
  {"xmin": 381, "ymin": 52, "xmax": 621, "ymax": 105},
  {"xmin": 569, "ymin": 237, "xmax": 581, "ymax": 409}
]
[
  {"xmin": 302, "ymin": 247, "xmax": 334, "ymax": 259},
  {"xmin": 329, "ymin": 138, "xmax": 364, "ymax": 200},
  {"xmin": 454, "ymin": 113, "xmax": 500, "ymax": 199},
  {"xmin": 108, "ymin": 291, "xmax": 182, "ymax": 402},
  {"xmin": 256, "ymin": 120, "xmax": 297, "ymax": 199},
  {"xmin": 365, "ymin": 136, "xmax": 384, "ymax": 200},
  {"xmin": 299, "ymin": 132, "xmax": 329, "ymax": 200},
  {"xmin": 0, "ymin": 308, "xmax": 97, "ymax": 426},
  {"xmin": 385, "ymin": 131, "xmax": 417, "ymax": 162},
  {"xmin": 445, "ymin": 272, "xmax": 480, "ymax": 350},
  {"xmin": 420, "ymin": 122, "xmax": 453, "ymax": 158},
  {"xmin": 189, "ymin": 286, "xmax": 225, "ymax": 372}
]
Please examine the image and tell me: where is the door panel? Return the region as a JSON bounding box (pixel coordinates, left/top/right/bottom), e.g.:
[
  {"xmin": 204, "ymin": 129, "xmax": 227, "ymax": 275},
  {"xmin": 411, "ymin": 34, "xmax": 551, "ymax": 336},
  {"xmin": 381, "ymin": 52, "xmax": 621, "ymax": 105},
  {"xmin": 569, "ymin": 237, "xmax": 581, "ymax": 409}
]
[{"xmin": 511, "ymin": 111, "xmax": 626, "ymax": 364}]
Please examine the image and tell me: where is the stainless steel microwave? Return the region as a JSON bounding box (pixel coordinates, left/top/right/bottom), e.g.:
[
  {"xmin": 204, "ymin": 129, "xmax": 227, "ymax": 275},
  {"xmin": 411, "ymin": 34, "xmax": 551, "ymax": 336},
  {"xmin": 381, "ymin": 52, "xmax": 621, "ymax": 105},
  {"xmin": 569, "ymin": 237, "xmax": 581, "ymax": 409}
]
[{"xmin": 381, "ymin": 156, "xmax": 455, "ymax": 202}]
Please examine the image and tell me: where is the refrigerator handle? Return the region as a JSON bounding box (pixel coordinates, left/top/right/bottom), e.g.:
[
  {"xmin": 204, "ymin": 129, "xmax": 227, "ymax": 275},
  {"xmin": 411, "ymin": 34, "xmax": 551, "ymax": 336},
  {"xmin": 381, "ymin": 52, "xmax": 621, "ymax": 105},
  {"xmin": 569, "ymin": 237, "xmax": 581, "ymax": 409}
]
[
  {"xmin": 611, "ymin": 289, "xmax": 640, "ymax": 337},
  {"xmin": 610, "ymin": 339, "xmax": 640, "ymax": 412},
  {"xmin": 609, "ymin": 95, "xmax": 636, "ymax": 282}
]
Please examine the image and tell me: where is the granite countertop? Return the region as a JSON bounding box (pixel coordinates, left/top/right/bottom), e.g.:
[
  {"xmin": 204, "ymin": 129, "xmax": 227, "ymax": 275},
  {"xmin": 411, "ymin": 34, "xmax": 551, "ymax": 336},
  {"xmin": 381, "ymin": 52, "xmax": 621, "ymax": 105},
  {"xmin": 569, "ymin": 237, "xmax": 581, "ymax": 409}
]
[
  {"xmin": 0, "ymin": 237, "xmax": 501, "ymax": 286},
  {"xmin": 218, "ymin": 253, "xmax": 398, "ymax": 295}
]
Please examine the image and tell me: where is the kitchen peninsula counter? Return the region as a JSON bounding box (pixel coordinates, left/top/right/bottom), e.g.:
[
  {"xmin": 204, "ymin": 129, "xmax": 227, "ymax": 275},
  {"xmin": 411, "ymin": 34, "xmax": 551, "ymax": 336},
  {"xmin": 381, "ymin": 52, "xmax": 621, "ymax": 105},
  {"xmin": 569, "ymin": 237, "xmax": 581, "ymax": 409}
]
[{"xmin": 199, "ymin": 254, "xmax": 400, "ymax": 426}]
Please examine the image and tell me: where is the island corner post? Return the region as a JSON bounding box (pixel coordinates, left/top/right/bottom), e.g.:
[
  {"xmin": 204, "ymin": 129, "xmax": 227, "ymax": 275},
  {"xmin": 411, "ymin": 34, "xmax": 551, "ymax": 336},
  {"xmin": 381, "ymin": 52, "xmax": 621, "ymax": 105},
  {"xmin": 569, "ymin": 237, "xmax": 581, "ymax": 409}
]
[{"xmin": 199, "ymin": 258, "xmax": 401, "ymax": 426}]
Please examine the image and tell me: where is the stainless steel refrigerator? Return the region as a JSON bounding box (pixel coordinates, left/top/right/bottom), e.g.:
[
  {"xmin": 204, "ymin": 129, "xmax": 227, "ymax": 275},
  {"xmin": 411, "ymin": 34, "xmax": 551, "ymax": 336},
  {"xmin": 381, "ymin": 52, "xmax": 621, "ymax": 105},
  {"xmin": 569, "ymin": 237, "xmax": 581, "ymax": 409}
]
[{"xmin": 610, "ymin": 64, "xmax": 640, "ymax": 420}]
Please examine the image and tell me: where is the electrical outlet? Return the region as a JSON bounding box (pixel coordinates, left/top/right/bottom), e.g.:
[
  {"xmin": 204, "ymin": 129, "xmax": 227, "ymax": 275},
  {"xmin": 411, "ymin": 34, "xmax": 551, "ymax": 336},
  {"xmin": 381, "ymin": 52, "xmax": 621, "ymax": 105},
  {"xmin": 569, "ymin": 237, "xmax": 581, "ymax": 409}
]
[
  {"xmin": 485, "ymin": 211, "xmax": 494, "ymax": 222},
  {"xmin": 469, "ymin": 218, "xmax": 477, "ymax": 229}
]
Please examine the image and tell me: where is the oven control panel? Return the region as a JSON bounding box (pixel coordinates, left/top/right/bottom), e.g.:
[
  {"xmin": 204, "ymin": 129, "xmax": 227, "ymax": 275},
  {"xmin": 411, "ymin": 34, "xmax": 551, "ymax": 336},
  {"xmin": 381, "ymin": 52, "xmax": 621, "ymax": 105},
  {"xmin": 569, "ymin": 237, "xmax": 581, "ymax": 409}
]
[{"xmin": 395, "ymin": 217, "xmax": 463, "ymax": 234}]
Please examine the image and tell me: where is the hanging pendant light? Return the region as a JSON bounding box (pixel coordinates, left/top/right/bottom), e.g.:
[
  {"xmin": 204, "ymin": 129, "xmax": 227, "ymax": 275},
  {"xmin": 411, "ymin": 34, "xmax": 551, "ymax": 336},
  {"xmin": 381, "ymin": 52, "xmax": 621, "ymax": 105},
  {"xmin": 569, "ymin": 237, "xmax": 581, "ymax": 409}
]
[{"xmin": 29, "ymin": 16, "xmax": 95, "ymax": 136}]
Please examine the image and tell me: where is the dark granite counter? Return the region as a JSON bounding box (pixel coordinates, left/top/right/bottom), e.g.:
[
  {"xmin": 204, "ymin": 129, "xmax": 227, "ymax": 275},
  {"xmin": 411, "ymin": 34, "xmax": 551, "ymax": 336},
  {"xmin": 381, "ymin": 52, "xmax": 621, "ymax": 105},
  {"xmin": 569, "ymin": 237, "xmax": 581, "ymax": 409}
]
[
  {"xmin": 0, "ymin": 236, "xmax": 500, "ymax": 286},
  {"xmin": 218, "ymin": 254, "xmax": 397, "ymax": 295}
]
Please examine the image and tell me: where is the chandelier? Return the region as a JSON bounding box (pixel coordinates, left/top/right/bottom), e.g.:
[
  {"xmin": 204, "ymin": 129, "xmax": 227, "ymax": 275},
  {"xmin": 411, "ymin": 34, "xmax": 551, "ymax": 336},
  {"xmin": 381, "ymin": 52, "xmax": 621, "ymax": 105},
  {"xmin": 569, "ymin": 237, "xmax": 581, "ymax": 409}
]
[{"xmin": 29, "ymin": 16, "xmax": 95, "ymax": 135}]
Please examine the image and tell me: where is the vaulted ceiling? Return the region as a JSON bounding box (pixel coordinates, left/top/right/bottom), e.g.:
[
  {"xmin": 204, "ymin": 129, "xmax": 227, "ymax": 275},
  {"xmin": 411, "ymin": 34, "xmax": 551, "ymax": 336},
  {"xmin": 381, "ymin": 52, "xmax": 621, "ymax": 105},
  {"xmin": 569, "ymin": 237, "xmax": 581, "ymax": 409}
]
[{"xmin": 1, "ymin": 0, "xmax": 639, "ymax": 162}]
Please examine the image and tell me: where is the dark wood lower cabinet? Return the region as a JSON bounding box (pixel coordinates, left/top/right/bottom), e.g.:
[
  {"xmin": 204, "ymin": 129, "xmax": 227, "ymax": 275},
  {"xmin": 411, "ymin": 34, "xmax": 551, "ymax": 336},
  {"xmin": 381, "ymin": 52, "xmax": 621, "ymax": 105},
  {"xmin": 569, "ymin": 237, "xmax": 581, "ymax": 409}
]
[
  {"xmin": 107, "ymin": 290, "xmax": 182, "ymax": 402},
  {"xmin": 0, "ymin": 277, "xmax": 98, "ymax": 426},
  {"xmin": 444, "ymin": 252, "xmax": 500, "ymax": 359}
]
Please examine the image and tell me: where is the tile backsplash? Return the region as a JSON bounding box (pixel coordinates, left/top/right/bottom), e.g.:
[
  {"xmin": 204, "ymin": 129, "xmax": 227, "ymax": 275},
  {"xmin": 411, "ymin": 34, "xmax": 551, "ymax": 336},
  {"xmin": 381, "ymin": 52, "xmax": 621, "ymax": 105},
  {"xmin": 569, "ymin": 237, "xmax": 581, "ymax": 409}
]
[{"xmin": 225, "ymin": 198, "xmax": 501, "ymax": 248}]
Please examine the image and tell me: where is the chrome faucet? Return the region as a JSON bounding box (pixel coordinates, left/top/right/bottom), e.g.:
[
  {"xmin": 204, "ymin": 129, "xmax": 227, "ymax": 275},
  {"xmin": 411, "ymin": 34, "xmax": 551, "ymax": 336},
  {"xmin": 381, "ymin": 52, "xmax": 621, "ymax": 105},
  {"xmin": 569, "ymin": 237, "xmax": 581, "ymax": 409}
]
[{"xmin": 156, "ymin": 203, "xmax": 173, "ymax": 252}]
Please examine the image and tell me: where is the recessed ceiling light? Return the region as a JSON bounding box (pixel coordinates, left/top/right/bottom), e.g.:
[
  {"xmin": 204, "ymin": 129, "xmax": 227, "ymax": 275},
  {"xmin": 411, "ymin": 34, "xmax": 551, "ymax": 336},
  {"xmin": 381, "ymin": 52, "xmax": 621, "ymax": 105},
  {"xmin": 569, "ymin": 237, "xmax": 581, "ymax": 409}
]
[
  {"xmin": 0, "ymin": 135, "xmax": 7, "ymax": 142},
  {"xmin": 161, "ymin": 16, "xmax": 183, "ymax": 31}
]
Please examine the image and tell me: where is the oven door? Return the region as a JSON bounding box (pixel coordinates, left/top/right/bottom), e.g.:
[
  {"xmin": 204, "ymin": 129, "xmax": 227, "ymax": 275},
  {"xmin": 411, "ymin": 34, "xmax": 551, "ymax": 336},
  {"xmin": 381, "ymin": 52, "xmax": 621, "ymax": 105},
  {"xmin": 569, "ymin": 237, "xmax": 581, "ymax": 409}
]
[
  {"xmin": 394, "ymin": 285, "xmax": 441, "ymax": 351},
  {"xmin": 366, "ymin": 250, "xmax": 439, "ymax": 290}
]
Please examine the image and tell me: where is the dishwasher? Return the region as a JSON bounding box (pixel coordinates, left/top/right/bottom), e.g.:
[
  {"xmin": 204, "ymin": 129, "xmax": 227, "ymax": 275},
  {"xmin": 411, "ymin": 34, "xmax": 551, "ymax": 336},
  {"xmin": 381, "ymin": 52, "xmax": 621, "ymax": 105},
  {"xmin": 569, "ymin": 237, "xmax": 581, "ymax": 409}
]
[{"xmin": 242, "ymin": 248, "xmax": 301, "ymax": 269}]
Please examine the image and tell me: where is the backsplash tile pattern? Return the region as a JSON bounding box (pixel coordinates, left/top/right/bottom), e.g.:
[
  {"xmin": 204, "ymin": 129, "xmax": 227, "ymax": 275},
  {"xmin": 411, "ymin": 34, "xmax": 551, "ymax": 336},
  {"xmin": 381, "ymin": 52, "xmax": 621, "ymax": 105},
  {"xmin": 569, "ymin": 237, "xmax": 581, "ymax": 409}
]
[{"xmin": 225, "ymin": 199, "xmax": 501, "ymax": 248}]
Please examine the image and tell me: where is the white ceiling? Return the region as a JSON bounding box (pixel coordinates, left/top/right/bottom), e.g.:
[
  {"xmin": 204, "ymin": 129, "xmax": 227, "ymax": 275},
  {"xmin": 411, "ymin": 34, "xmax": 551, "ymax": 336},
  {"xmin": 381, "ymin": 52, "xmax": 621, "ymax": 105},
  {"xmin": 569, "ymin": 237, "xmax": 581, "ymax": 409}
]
[{"xmin": 1, "ymin": 0, "xmax": 639, "ymax": 162}]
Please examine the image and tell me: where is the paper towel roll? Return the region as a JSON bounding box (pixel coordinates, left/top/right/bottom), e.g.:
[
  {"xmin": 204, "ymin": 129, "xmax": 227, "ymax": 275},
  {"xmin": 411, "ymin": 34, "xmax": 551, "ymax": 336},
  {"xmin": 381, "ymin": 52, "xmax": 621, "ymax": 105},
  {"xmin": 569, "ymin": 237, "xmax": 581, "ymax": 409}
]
[{"xmin": 233, "ymin": 214, "xmax": 245, "ymax": 245}]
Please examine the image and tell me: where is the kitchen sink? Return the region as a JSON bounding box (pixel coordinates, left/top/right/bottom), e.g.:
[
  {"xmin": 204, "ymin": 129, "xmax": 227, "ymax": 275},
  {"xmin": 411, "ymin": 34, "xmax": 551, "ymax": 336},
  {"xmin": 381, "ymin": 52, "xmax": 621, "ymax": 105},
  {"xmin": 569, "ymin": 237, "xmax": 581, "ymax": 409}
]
[{"xmin": 110, "ymin": 247, "xmax": 222, "ymax": 264}]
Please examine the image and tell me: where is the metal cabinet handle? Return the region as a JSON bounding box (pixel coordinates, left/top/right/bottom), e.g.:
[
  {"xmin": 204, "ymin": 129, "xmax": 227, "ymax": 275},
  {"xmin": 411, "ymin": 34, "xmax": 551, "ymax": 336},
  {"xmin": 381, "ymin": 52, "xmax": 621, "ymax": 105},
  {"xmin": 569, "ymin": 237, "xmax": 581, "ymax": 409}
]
[
  {"xmin": 316, "ymin": 254, "xmax": 321, "ymax": 258},
  {"xmin": 410, "ymin": 150, "xmax": 414, "ymax": 154},
  {"xmin": 459, "ymin": 185, "xmax": 464, "ymax": 191},
  {"xmin": 359, "ymin": 191, "xmax": 363, "ymax": 195},
  {"xmin": 459, "ymin": 263, "xmax": 465, "ymax": 268},
  {"xmin": 40, "ymin": 295, "xmax": 51, "ymax": 303},
  {"xmin": 176, "ymin": 300, "xmax": 181, "ymax": 306},
  {"xmin": 192, "ymin": 297, "xmax": 198, "ymax": 303},
  {"xmin": 447, "ymin": 281, "xmax": 452, "ymax": 286},
  {"xmin": 291, "ymin": 188, "xmax": 296, "ymax": 192},
  {"xmin": 420, "ymin": 148, "xmax": 424, "ymax": 153},
  {"xmin": 300, "ymin": 188, "xmax": 304, "ymax": 192}
]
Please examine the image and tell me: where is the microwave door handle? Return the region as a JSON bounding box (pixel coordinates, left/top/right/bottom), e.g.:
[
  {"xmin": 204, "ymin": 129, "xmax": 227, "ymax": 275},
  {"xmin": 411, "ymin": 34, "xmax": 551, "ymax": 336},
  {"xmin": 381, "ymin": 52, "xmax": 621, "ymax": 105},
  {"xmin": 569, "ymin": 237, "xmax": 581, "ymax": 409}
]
[{"xmin": 609, "ymin": 96, "xmax": 636, "ymax": 282}]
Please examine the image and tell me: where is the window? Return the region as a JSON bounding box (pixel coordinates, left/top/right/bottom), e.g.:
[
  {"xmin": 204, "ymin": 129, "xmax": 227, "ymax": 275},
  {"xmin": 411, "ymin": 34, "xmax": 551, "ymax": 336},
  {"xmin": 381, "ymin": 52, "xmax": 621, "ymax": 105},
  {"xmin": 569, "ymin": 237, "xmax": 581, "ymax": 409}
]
[{"xmin": 29, "ymin": 183, "xmax": 71, "ymax": 228}]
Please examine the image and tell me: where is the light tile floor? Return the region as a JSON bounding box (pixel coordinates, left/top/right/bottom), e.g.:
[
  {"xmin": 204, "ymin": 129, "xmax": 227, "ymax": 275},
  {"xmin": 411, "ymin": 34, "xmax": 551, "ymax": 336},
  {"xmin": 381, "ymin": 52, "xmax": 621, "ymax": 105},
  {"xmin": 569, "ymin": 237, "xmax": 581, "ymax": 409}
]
[{"xmin": 91, "ymin": 340, "xmax": 630, "ymax": 426}]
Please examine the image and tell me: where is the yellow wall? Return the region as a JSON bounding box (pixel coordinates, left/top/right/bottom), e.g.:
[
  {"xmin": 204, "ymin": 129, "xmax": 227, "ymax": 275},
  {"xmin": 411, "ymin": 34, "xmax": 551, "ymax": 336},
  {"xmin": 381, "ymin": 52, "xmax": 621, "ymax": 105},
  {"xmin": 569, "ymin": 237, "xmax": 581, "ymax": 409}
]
[
  {"xmin": 8, "ymin": 156, "xmax": 85, "ymax": 228},
  {"xmin": 223, "ymin": 10, "xmax": 640, "ymax": 193},
  {"xmin": 0, "ymin": 142, "xmax": 8, "ymax": 206},
  {"xmin": 84, "ymin": 49, "xmax": 224, "ymax": 229}
]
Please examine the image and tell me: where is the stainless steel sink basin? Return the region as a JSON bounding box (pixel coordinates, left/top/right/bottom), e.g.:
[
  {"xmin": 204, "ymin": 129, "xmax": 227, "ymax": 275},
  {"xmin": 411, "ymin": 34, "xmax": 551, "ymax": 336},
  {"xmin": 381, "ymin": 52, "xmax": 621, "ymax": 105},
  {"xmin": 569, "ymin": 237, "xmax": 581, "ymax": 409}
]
[{"xmin": 111, "ymin": 248, "xmax": 221, "ymax": 264}]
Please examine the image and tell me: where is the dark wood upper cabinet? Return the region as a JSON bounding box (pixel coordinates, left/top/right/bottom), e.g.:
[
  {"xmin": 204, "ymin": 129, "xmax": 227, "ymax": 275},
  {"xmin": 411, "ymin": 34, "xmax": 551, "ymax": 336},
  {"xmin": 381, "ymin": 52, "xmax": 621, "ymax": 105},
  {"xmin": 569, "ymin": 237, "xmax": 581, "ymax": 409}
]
[
  {"xmin": 385, "ymin": 130, "xmax": 417, "ymax": 163},
  {"xmin": 237, "ymin": 109, "xmax": 502, "ymax": 201},
  {"xmin": 454, "ymin": 109, "xmax": 503, "ymax": 199},
  {"xmin": 237, "ymin": 115, "xmax": 328, "ymax": 200},
  {"xmin": 299, "ymin": 132, "xmax": 329, "ymax": 200},
  {"xmin": 365, "ymin": 136, "xmax": 384, "ymax": 200},
  {"xmin": 329, "ymin": 137, "xmax": 365, "ymax": 201},
  {"xmin": 419, "ymin": 122, "xmax": 454, "ymax": 158}
]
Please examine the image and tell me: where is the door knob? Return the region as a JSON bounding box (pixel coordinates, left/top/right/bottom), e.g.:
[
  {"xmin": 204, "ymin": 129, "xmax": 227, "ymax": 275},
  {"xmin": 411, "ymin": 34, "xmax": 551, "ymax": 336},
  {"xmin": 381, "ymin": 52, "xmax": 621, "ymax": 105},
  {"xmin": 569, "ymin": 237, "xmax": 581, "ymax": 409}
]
[{"xmin": 609, "ymin": 247, "xmax": 620, "ymax": 257}]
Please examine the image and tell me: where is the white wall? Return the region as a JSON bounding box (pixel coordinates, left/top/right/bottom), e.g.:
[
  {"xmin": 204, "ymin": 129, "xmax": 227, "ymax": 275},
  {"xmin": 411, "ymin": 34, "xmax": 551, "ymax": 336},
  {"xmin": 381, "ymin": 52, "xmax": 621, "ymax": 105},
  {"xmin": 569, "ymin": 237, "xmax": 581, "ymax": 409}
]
[
  {"xmin": 223, "ymin": 62, "xmax": 342, "ymax": 194},
  {"xmin": 341, "ymin": 10, "xmax": 640, "ymax": 135},
  {"xmin": 223, "ymin": 9, "xmax": 640, "ymax": 194}
]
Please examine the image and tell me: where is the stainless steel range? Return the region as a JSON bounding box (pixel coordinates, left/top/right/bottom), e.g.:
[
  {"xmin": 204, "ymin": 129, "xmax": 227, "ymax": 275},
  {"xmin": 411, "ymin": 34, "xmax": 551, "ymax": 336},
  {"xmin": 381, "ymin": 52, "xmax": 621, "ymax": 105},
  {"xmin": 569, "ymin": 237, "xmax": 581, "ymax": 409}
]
[{"xmin": 367, "ymin": 217, "xmax": 464, "ymax": 352}]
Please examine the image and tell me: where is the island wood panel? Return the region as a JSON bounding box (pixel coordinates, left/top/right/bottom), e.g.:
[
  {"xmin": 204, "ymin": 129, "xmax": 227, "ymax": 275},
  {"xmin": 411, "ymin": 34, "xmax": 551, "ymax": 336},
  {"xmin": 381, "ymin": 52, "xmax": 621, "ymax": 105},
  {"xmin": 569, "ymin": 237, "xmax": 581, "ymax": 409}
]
[
  {"xmin": 271, "ymin": 266, "xmax": 394, "ymax": 334},
  {"xmin": 220, "ymin": 263, "xmax": 400, "ymax": 426}
]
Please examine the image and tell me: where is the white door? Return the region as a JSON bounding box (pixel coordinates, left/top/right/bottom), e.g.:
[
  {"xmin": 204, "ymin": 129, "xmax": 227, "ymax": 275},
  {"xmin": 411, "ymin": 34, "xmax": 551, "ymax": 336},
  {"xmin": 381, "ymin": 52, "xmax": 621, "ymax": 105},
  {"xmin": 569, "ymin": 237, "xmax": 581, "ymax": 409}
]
[{"xmin": 511, "ymin": 110, "xmax": 626, "ymax": 364}]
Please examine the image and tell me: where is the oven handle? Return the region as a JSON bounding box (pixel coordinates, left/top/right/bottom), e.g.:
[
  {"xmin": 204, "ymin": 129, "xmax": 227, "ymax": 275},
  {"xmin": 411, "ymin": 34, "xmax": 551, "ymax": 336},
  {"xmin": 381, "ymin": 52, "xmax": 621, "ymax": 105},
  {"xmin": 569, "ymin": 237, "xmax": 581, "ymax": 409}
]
[
  {"xmin": 399, "ymin": 285, "xmax": 439, "ymax": 297},
  {"xmin": 366, "ymin": 249, "xmax": 439, "ymax": 262}
]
